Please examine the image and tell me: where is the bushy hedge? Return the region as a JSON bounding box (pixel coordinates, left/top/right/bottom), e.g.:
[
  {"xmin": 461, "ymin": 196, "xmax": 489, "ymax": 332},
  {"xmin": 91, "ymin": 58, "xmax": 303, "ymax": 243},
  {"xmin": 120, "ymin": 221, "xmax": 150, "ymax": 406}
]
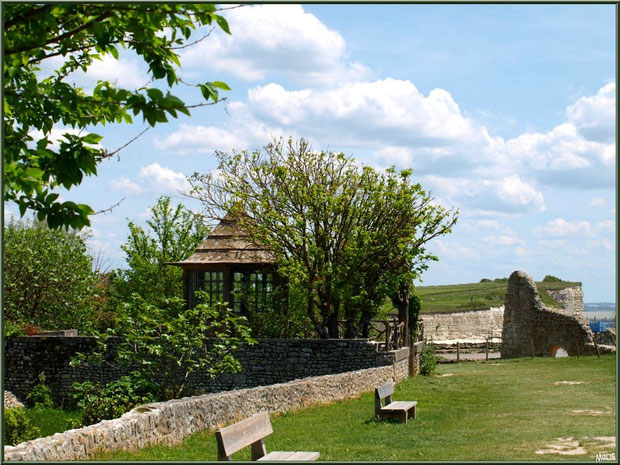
[
  {"xmin": 70, "ymin": 372, "xmax": 158, "ymax": 426},
  {"xmin": 3, "ymin": 219, "xmax": 101, "ymax": 332},
  {"xmin": 4, "ymin": 408, "xmax": 40, "ymax": 446},
  {"xmin": 420, "ymin": 342, "xmax": 439, "ymax": 376}
]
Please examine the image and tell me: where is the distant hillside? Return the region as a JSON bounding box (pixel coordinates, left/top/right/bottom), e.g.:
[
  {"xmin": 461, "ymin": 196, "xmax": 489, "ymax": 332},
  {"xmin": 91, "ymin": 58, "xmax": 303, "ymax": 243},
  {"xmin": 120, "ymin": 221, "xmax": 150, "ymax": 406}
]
[{"xmin": 416, "ymin": 279, "xmax": 581, "ymax": 314}]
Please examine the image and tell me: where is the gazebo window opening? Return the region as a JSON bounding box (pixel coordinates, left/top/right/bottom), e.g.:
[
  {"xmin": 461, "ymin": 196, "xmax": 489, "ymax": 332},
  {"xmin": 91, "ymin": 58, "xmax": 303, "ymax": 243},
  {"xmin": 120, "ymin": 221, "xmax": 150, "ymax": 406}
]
[
  {"xmin": 232, "ymin": 271, "xmax": 274, "ymax": 313},
  {"xmin": 189, "ymin": 270, "xmax": 224, "ymax": 308}
]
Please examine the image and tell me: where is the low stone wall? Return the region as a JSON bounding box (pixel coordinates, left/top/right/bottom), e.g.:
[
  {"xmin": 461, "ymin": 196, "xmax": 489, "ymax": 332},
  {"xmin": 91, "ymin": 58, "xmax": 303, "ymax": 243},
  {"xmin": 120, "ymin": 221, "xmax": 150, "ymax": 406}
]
[
  {"xmin": 421, "ymin": 307, "xmax": 504, "ymax": 342},
  {"xmin": 5, "ymin": 338, "xmax": 391, "ymax": 404},
  {"xmin": 433, "ymin": 341, "xmax": 502, "ymax": 354},
  {"xmin": 4, "ymin": 351, "xmax": 409, "ymax": 462}
]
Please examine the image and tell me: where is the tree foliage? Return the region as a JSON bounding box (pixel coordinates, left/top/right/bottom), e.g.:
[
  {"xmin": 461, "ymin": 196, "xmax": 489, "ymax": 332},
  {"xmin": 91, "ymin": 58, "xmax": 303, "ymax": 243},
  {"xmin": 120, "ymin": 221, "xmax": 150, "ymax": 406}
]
[
  {"xmin": 70, "ymin": 371, "xmax": 157, "ymax": 426},
  {"xmin": 188, "ymin": 138, "xmax": 458, "ymax": 339},
  {"xmin": 3, "ymin": 218, "xmax": 102, "ymax": 332},
  {"xmin": 110, "ymin": 195, "xmax": 209, "ymax": 307},
  {"xmin": 3, "ymin": 3, "xmax": 231, "ymax": 229},
  {"xmin": 74, "ymin": 294, "xmax": 254, "ymax": 401}
]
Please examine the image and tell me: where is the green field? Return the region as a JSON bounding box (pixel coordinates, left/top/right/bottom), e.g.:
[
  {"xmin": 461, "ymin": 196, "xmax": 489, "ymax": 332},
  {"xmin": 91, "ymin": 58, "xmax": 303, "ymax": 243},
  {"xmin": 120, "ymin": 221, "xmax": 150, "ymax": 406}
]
[
  {"xmin": 93, "ymin": 354, "xmax": 615, "ymax": 461},
  {"xmin": 416, "ymin": 280, "xmax": 581, "ymax": 314}
]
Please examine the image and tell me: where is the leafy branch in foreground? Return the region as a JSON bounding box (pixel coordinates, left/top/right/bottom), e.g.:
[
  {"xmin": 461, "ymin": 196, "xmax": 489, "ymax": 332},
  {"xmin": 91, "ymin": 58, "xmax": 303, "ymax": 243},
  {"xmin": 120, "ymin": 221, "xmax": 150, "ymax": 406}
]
[{"xmin": 3, "ymin": 3, "xmax": 232, "ymax": 229}]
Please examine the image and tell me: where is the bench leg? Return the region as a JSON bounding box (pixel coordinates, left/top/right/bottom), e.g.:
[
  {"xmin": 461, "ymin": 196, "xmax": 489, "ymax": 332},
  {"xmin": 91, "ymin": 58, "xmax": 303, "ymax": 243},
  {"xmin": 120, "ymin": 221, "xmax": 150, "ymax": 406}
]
[
  {"xmin": 251, "ymin": 439, "xmax": 268, "ymax": 460},
  {"xmin": 409, "ymin": 405, "xmax": 416, "ymax": 420}
]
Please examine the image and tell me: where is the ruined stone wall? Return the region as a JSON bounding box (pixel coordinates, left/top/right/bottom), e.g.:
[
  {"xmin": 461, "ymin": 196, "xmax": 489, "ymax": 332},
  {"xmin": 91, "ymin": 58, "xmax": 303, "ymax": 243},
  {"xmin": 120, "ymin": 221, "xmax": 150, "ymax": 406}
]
[
  {"xmin": 5, "ymin": 338, "xmax": 394, "ymax": 404},
  {"xmin": 501, "ymin": 271, "xmax": 598, "ymax": 358},
  {"xmin": 4, "ymin": 353, "xmax": 409, "ymax": 461},
  {"xmin": 546, "ymin": 286, "xmax": 584, "ymax": 315},
  {"xmin": 421, "ymin": 307, "xmax": 504, "ymax": 342}
]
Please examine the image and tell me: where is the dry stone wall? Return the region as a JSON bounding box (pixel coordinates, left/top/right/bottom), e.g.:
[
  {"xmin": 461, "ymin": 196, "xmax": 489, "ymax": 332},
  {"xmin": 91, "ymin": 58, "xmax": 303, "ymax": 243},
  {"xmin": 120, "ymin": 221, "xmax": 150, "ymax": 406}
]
[
  {"xmin": 4, "ymin": 351, "xmax": 409, "ymax": 461},
  {"xmin": 501, "ymin": 271, "xmax": 603, "ymax": 358},
  {"xmin": 421, "ymin": 307, "xmax": 504, "ymax": 342},
  {"xmin": 5, "ymin": 338, "xmax": 394, "ymax": 405}
]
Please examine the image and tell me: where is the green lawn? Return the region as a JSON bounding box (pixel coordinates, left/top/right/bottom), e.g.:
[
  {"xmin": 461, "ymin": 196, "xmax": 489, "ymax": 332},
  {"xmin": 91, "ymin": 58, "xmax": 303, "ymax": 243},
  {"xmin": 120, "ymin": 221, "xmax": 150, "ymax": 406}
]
[
  {"xmin": 25, "ymin": 407, "xmax": 83, "ymax": 438},
  {"xmin": 417, "ymin": 280, "xmax": 581, "ymax": 313},
  {"xmin": 93, "ymin": 354, "xmax": 616, "ymax": 461}
]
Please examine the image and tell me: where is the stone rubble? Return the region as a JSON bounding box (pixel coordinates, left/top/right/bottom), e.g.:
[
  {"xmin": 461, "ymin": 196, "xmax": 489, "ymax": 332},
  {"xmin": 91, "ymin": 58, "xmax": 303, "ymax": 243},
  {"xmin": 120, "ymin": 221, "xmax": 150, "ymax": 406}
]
[{"xmin": 3, "ymin": 391, "xmax": 25, "ymax": 409}]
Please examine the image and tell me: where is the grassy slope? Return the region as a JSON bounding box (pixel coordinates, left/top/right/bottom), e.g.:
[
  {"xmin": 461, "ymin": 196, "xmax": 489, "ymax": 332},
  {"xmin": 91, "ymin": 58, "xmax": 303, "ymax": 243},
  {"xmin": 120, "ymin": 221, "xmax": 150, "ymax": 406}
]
[
  {"xmin": 417, "ymin": 280, "xmax": 581, "ymax": 314},
  {"xmin": 93, "ymin": 354, "xmax": 615, "ymax": 462}
]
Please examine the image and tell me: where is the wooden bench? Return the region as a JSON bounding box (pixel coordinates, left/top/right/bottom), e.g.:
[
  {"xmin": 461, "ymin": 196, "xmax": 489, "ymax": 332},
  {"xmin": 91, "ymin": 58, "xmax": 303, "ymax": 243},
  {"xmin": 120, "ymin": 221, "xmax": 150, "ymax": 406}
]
[
  {"xmin": 375, "ymin": 381, "xmax": 417, "ymax": 423},
  {"xmin": 215, "ymin": 411, "xmax": 320, "ymax": 461}
]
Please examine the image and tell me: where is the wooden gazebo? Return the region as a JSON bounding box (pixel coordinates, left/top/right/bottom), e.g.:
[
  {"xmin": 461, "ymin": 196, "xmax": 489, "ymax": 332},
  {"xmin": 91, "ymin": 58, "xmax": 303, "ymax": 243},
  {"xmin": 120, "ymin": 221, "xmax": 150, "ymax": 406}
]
[{"xmin": 168, "ymin": 212, "xmax": 281, "ymax": 314}]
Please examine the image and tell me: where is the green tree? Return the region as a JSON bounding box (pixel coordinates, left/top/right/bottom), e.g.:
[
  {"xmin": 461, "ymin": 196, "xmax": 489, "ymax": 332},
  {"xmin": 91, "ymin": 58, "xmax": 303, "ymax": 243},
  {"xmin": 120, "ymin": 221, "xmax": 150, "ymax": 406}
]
[
  {"xmin": 112, "ymin": 195, "xmax": 209, "ymax": 307},
  {"xmin": 74, "ymin": 294, "xmax": 254, "ymax": 400},
  {"xmin": 3, "ymin": 218, "xmax": 101, "ymax": 332},
  {"xmin": 3, "ymin": 3, "xmax": 231, "ymax": 229},
  {"xmin": 188, "ymin": 138, "xmax": 458, "ymax": 339}
]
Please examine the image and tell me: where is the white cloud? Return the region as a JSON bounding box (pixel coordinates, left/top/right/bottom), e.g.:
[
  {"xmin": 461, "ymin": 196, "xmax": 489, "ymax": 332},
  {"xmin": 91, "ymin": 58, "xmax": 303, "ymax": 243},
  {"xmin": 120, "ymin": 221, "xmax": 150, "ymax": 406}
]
[
  {"xmin": 566, "ymin": 82, "xmax": 615, "ymax": 143},
  {"xmin": 534, "ymin": 218, "xmax": 591, "ymax": 237},
  {"xmin": 533, "ymin": 218, "xmax": 614, "ymax": 238},
  {"xmin": 421, "ymin": 174, "xmax": 544, "ymax": 214},
  {"xmin": 601, "ymin": 238, "xmax": 613, "ymax": 251},
  {"xmin": 493, "ymin": 175, "xmax": 545, "ymax": 212},
  {"xmin": 589, "ymin": 197, "xmax": 606, "ymax": 208},
  {"xmin": 154, "ymin": 123, "xmax": 251, "ymax": 154},
  {"xmin": 109, "ymin": 177, "xmax": 144, "ymax": 195},
  {"xmin": 515, "ymin": 246, "xmax": 531, "ymax": 257},
  {"xmin": 495, "ymin": 84, "xmax": 615, "ymax": 188},
  {"xmin": 138, "ymin": 163, "xmax": 190, "ymax": 194},
  {"xmin": 81, "ymin": 55, "xmax": 148, "ymax": 89},
  {"xmin": 433, "ymin": 239, "xmax": 481, "ymax": 260},
  {"xmin": 245, "ymin": 80, "xmax": 485, "ymax": 150},
  {"xmin": 483, "ymin": 235, "xmax": 525, "ymax": 246},
  {"xmin": 29, "ymin": 127, "xmax": 103, "ymax": 151},
  {"xmin": 475, "ymin": 220, "xmax": 500, "ymax": 230},
  {"xmin": 156, "ymin": 79, "xmax": 612, "ymax": 213},
  {"xmin": 593, "ymin": 220, "xmax": 614, "ymax": 235},
  {"xmin": 181, "ymin": 4, "xmax": 371, "ymax": 86}
]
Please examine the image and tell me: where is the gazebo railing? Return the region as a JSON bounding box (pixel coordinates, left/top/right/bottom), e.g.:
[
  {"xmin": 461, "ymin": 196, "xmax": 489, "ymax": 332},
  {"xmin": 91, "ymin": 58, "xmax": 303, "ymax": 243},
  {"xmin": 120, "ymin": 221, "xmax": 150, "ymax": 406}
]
[{"xmin": 337, "ymin": 318, "xmax": 405, "ymax": 351}]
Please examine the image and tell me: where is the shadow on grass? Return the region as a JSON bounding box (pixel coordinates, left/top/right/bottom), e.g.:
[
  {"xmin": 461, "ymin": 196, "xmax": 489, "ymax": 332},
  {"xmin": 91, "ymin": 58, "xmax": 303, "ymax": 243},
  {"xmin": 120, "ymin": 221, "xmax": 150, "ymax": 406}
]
[{"xmin": 363, "ymin": 417, "xmax": 405, "ymax": 425}]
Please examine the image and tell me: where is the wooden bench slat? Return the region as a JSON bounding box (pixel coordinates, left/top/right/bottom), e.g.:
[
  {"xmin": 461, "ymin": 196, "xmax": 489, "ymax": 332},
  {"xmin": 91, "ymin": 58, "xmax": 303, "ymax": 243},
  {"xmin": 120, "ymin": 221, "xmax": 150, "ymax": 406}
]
[
  {"xmin": 258, "ymin": 451, "xmax": 296, "ymax": 461},
  {"xmin": 216, "ymin": 412, "xmax": 273, "ymax": 457},
  {"xmin": 216, "ymin": 412, "xmax": 319, "ymax": 461},
  {"xmin": 287, "ymin": 451, "xmax": 320, "ymax": 461},
  {"xmin": 376, "ymin": 381, "xmax": 395, "ymax": 399},
  {"xmin": 380, "ymin": 401, "xmax": 417, "ymax": 411},
  {"xmin": 258, "ymin": 451, "xmax": 320, "ymax": 461}
]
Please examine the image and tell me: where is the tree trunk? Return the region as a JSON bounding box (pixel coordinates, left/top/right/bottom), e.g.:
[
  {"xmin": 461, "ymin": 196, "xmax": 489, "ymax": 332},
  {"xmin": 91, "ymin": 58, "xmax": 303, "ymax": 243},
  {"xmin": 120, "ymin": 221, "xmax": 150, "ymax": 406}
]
[
  {"xmin": 315, "ymin": 323, "xmax": 330, "ymax": 339},
  {"xmin": 345, "ymin": 319, "xmax": 357, "ymax": 339},
  {"xmin": 392, "ymin": 281, "xmax": 410, "ymax": 347},
  {"xmin": 359, "ymin": 312, "xmax": 371, "ymax": 338},
  {"xmin": 327, "ymin": 311, "xmax": 339, "ymax": 339}
]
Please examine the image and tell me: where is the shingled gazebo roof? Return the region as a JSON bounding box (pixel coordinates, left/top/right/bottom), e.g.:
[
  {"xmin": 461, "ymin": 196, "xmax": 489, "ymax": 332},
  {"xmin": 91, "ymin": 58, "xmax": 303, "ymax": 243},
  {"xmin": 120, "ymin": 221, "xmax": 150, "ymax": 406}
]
[{"xmin": 168, "ymin": 211, "xmax": 276, "ymax": 266}]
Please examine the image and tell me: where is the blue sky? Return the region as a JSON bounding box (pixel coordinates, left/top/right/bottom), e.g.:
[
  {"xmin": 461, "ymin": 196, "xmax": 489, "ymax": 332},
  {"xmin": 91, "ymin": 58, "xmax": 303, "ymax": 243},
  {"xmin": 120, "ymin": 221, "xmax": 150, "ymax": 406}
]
[{"xmin": 5, "ymin": 3, "xmax": 616, "ymax": 301}]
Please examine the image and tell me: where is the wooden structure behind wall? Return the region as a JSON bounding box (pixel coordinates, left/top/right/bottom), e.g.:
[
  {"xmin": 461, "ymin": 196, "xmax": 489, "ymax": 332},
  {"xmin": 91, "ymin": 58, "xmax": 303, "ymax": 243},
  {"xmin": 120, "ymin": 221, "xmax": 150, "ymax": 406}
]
[{"xmin": 167, "ymin": 211, "xmax": 283, "ymax": 316}]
